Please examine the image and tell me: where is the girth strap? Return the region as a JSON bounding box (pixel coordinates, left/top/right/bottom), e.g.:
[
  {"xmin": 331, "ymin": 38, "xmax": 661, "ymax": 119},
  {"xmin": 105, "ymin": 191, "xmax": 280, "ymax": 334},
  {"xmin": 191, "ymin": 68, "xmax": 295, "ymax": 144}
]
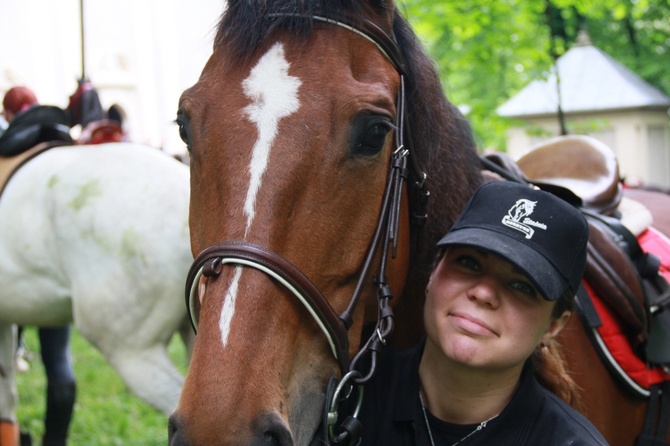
[
  {"xmin": 635, "ymin": 381, "xmax": 670, "ymax": 446},
  {"xmin": 576, "ymin": 284, "xmax": 602, "ymax": 329}
]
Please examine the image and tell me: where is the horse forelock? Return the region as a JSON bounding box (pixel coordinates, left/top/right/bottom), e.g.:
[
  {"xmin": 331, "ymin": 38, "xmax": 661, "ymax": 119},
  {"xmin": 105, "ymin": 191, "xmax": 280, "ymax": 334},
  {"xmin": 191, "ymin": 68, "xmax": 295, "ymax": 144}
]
[{"xmin": 215, "ymin": 0, "xmax": 392, "ymax": 61}]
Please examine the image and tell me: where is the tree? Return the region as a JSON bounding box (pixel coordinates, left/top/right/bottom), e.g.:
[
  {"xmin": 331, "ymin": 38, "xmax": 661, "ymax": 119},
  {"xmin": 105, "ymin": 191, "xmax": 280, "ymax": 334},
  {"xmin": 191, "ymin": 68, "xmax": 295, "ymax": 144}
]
[{"xmin": 397, "ymin": 0, "xmax": 670, "ymax": 151}]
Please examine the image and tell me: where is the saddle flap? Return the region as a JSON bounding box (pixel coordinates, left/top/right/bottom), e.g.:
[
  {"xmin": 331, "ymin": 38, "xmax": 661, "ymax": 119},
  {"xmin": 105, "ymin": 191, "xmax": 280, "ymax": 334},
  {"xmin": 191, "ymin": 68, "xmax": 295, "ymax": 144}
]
[{"xmin": 585, "ymin": 216, "xmax": 648, "ymax": 348}]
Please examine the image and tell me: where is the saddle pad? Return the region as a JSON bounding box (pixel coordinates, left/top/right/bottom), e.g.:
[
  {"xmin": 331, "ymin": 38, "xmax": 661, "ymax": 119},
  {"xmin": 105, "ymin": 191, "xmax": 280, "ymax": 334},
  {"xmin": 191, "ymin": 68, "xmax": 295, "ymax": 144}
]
[
  {"xmin": 587, "ymin": 226, "xmax": 670, "ymax": 391},
  {"xmin": 638, "ymin": 228, "xmax": 670, "ymax": 279}
]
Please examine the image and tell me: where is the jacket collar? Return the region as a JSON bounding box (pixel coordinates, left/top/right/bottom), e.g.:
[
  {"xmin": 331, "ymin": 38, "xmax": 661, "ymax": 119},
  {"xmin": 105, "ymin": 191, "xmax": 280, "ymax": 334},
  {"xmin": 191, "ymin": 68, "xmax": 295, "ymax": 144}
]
[{"xmin": 392, "ymin": 338, "xmax": 545, "ymax": 443}]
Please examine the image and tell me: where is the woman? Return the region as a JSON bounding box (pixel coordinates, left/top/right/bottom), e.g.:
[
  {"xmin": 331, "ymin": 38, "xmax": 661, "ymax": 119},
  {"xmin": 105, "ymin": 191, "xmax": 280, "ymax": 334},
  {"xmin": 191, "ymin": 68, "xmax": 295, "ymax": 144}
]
[
  {"xmin": 358, "ymin": 181, "xmax": 608, "ymax": 445},
  {"xmin": 2, "ymin": 85, "xmax": 38, "ymax": 122}
]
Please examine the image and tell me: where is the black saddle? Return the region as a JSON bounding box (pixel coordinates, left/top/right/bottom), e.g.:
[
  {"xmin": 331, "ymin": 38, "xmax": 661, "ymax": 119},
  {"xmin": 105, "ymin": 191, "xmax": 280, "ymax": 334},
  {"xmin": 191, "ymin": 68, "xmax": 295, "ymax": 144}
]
[{"xmin": 0, "ymin": 105, "xmax": 73, "ymax": 156}]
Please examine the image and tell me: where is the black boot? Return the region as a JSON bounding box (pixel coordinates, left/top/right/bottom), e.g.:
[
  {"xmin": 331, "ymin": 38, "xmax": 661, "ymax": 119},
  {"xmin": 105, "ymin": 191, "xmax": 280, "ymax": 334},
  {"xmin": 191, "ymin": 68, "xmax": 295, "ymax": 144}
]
[
  {"xmin": 42, "ymin": 381, "xmax": 76, "ymax": 446},
  {"xmin": 20, "ymin": 430, "xmax": 32, "ymax": 446}
]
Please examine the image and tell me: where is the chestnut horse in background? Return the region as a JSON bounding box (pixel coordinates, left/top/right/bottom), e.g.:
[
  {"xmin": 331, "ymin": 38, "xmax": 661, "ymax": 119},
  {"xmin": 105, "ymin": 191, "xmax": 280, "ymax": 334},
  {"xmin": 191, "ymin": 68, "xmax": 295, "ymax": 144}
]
[{"xmin": 169, "ymin": 1, "xmax": 670, "ymax": 445}]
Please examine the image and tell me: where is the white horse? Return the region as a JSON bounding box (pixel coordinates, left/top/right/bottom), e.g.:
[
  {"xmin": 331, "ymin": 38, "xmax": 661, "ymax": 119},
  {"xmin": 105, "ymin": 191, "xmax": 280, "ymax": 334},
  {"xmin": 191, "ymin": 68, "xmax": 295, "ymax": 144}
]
[{"xmin": 0, "ymin": 142, "xmax": 193, "ymax": 445}]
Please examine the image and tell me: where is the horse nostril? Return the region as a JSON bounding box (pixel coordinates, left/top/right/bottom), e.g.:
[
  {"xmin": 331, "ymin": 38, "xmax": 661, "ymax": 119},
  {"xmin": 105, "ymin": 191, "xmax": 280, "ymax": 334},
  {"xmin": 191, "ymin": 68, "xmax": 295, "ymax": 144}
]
[
  {"xmin": 261, "ymin": 429, "xmax": 293, "ymax": 446},
  {"xmin": 252, "ymin": 412, "xmax": 293, "ymax": 446},
  {"xmin": 168, "ymin": 414, "xmax": 183, "ymax": 445},
  {"xmin": 264, "ymin": 432, "xmax": 281, "ymax": 445}
]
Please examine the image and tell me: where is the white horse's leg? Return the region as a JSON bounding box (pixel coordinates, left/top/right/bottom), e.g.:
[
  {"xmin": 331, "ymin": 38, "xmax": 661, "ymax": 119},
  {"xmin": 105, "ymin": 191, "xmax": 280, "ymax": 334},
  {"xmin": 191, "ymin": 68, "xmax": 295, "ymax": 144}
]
[
  {"xmin": 72, "ymin": 299, "xmax": 186, "ymax": 417},
  {"xmin": 66, "ymin": 271, "xmax": 188, "ymax": 416},
  {"xmin": 72, "ymin": 281, "xmax": 188, "ymax": 416},
  {"xmin": 99, "ymin": 344, "xmax": 184, "ymax": 415},
  {"xmin": 73, "ymin": 290, "xmax": 186, "ymax": 416},
  {"xmin": 0, "ymin": 324, "xmax": 19, "ymax": 446}
]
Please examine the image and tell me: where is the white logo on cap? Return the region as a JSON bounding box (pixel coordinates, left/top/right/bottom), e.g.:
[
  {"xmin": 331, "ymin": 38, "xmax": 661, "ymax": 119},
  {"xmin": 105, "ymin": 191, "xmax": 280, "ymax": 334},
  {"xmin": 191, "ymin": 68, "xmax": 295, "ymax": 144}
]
[{"xmin": 501, "ymin": 199, "xmax": 548, "ymax": 239}]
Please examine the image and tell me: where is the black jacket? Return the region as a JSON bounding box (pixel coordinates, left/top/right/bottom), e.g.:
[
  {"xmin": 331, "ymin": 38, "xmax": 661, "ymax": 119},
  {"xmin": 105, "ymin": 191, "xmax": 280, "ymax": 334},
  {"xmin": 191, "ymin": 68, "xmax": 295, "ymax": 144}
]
[{"xmin": 357, "ymin": 339, "xmax": 609, "ymax": 445}]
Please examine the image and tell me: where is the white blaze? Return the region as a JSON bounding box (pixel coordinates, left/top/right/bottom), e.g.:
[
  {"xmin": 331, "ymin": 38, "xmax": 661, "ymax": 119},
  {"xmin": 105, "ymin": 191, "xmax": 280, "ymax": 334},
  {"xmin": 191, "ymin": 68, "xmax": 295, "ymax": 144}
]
[
  {"xmin": 242, "ymin": 42, "xmax": 302, "ymax": 232},
  {"xmin": 219, "ymin": 43, "xmax": 302, "ymax": 347},
  {"xmin": 219, "ymin": 267, "xmax": 243, "ymax": 347}
]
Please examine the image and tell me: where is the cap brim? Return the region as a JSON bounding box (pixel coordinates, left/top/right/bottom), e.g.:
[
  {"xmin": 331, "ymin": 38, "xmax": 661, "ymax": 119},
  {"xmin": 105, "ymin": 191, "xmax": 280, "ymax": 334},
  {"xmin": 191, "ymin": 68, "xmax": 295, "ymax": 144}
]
[{"xmin": 437, "ymin": 228, "xmax": 569, "ymax": 301}]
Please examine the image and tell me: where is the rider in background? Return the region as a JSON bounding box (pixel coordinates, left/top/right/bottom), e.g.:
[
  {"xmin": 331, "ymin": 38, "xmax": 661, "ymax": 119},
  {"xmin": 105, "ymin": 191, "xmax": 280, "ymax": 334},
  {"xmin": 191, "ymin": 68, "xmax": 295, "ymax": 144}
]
[
  {"xmin": 65, "ymin": 78, "xmax": 103, "ymax": 130},
  {"xmin": 358, "ymin": 181, "xmax": 608, "ymax": 445},
  {"xmin": 2, "ymin": 86, "xmax": 39, "ymax": 122},
  {"xmin": 66, "ymin": 78, "xmax": 127, "ymax": 144}
]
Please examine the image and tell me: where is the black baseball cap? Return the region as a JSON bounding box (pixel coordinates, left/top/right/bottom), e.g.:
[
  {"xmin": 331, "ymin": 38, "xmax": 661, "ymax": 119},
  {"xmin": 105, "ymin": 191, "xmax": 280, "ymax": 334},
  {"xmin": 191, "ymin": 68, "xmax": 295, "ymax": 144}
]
[{"xmin": 437, "ymin": 181, "xmax": 589, "ymax": 301}]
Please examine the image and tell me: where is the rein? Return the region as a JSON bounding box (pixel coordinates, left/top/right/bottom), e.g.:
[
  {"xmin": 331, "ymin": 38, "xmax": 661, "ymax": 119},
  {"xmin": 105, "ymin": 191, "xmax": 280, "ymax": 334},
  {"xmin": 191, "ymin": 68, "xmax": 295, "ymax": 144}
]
[{"xmin": 184, "ymin": 14, "xmax": 427, "ymax": 444}]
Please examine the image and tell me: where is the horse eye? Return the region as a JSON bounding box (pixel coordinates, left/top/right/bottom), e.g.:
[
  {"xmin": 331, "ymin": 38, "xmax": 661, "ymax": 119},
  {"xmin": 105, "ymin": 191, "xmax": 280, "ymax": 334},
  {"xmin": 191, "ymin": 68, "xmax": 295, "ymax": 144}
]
[
  {"xmin": 352, "ymin": 118, "xmax": 393, "ymax": 156},
  {"xmin": 175, "ymin": 114, "xmax": 191, "ymax": 150}
]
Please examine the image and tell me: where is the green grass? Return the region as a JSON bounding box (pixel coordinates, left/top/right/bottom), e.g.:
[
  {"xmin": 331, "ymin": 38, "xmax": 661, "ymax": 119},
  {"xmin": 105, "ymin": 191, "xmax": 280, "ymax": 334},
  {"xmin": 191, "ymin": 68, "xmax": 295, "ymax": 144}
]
[{"xmin": 16, "ymin": 327, "xmax": 189, "ymax": 445}]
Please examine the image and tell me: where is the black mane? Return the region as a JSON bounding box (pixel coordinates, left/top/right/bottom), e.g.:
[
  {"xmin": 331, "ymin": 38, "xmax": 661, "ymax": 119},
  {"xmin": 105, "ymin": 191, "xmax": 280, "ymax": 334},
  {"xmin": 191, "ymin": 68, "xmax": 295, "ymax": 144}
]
[
  {"xmin": 389, "ymin": 12, "xmax": 482, "ymax": 343},
  {"xmin": 216, "ymin": 1, "xmax": 387, "ymax": 59},
  {"xmin": 392, "ymin": 13, "xmax": 482, "ymax": 251}
]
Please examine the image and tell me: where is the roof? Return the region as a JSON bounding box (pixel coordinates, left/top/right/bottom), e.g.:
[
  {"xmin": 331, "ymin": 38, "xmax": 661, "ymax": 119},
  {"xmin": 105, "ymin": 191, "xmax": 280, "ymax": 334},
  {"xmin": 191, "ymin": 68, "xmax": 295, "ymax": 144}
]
[{"xmin": 497, "ymin": 31, "xmax": 670, "ymax": 118}]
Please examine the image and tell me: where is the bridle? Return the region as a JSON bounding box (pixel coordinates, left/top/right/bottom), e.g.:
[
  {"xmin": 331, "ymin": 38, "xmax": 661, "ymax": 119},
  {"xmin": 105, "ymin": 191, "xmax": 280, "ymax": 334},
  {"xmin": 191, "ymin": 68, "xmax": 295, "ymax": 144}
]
[{"xmin": 184, "ymin": 14, "xmax": 429, "ymax": 444}]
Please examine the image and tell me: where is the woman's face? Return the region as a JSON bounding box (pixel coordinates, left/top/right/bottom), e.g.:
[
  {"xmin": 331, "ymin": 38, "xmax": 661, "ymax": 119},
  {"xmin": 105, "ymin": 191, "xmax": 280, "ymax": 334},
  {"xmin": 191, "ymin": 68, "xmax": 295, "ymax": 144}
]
[{"xmin": 424, "ymin": 246, "xmax": 570, "ymax": 372}]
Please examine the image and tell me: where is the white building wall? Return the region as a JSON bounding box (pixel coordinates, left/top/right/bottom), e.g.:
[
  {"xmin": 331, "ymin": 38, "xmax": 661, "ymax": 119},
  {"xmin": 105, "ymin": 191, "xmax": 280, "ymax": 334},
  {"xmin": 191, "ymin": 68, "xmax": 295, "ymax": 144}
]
[
  {"xmin": 504, "ymin": 110, "xmax": 670, "ymax": 188},
  {"xmin": 0, "ymin": 0, "xmax": 224, "ymax": 154}
]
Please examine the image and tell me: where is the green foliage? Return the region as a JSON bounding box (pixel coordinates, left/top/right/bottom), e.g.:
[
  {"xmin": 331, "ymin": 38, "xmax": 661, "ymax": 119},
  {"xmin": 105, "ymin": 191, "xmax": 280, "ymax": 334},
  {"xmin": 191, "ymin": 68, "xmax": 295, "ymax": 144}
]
[
  {"xmin": 16, "ymin": 327, "xmax": 188, "ymax": 445},
  {"xmin": 397, "ymin": 0, "xmax": 670, "ymax": 151}
]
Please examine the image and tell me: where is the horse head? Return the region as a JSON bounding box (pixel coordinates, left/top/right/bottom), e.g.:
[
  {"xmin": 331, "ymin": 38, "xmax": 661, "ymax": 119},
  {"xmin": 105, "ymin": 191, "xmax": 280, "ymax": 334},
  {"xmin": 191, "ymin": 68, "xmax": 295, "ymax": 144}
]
[{"xmin": 169, "ymin": 1, "xmax": 481, "ymax": 444}]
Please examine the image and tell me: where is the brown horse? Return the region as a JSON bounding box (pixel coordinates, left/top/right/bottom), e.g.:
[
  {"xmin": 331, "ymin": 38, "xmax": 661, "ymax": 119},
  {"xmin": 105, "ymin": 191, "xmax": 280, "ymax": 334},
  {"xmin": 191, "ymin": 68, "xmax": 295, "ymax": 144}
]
[
  {"xmin": 169, "ymin": 1, "xmax": 480, "ymax": 444},
  {"xmin": 168, "ymin": 1, "xmax": 670, "ymax": 445}
]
